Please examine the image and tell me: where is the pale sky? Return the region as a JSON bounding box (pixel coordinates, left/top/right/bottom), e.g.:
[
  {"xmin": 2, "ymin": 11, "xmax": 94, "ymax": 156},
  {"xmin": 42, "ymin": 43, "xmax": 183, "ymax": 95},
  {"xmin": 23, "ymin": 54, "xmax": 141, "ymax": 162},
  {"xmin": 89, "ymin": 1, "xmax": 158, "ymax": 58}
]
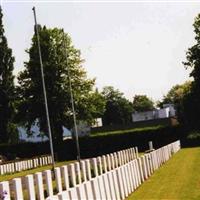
[{"xmin": 1, "ymin": 1, "xmax": 200, "ymax": 101}]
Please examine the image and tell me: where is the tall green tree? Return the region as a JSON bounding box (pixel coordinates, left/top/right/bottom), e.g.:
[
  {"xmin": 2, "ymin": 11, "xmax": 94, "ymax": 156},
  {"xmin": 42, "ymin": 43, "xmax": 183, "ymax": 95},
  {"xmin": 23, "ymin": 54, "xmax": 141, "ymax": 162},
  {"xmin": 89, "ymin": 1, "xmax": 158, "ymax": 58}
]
[
  {"xmin": 182, "ymin": 13, "xmax": 200, "ymax": 129},
  {"xmin": 158, "ymin": 81, "xmax": 191, "ymax": 108},
  {"xmin": 0, "ymin": 7, "xmax": 16, "ymax": 143},
  {"xmin": 102, "ymin": 86, "xmax": 133, "ymax": 126},
  {"xmin": 78, "ymin": 88, "xmax": 106, "ymax": 123},
  {"xmin": 132, "ymin": 95, "xmax": 154, "ymax": 112},
  {"xmin": 17, "ymin": 26, "xmax": 103, "ymax": 143},
  {"xmin": 158, "ymin": 81, "xmax": 191, "ymax": 123}
]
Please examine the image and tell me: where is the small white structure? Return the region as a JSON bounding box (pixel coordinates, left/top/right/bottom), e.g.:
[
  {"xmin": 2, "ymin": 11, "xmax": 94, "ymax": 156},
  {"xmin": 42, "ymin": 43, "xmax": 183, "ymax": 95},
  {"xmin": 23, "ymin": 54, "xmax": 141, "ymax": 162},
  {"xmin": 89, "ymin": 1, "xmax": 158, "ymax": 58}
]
[
  {"xmin": 132, "ymin": 110, "xmax": 156, "ymax": 122},
  {"xmin": 163, "ymin": 104, "xmax": 176, "ymax": 117},
  {"xmin": 132, "ymin": 104, "xmax": 176, "ymax": 122},
  {"xmin": 18, "ymin": 121, "xmax": 72, "ymax": 143},
  {"xmin": 92, "ymin": 118, "xmax": 103, "ymax": 128},
  {"xmin": 72, "ymin": 121, "xmax": 91, "ymax": 137}
]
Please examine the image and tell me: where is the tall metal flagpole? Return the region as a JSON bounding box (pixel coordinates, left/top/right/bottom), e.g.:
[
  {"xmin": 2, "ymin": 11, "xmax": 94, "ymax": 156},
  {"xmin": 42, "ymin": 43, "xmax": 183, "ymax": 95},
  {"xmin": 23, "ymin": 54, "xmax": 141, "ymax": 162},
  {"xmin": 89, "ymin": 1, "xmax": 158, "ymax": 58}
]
[
  {"xmin": 32, "ymin": 7, "xmax": 56, "ymax": 170},
  {"xmin": 62, "ymin": 29, "xmax": 81, "ymax": 162}
]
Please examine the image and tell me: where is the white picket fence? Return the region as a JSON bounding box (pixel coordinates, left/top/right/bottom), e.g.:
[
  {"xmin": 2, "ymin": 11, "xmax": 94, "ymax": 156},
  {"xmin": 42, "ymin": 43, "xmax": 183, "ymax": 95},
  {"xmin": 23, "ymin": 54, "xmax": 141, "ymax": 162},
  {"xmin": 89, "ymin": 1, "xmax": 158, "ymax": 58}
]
[
  {"xmin": 0, "ymin": 140, "xmax": 181, "ymax": 200},
  {"xmin": 0, "ymin": 155, "xmax": 52, "ymax": 175}
]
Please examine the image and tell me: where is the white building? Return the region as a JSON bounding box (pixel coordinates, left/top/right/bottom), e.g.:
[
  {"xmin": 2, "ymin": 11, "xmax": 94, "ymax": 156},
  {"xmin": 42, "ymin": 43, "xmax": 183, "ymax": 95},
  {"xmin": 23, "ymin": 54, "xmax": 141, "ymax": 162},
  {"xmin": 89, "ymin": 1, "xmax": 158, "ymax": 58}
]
[
  {"xmin": 132, "ymin": 104, "xmax": 176, "ymax": 122},
  {"xmin": 18, "ymin": 119, "xmax": 93, "ymax": 142},
  {"xmin": 162, "ymin": 103, "xmax": 176, "ymax": 117},
  {"xmin": 18, "ymin": 123, "xmax": 72, "ymax": 143},
  {"xmin": 92, "ymin": 118, "xmax": 103, "ymax": 128},
  {"xmin": 132, "ymin": 110, "xmax": 156, "ymax": 122},
  {"xmin": 72, "ymin": 121, "xmax": 91, "ymax": 137}
]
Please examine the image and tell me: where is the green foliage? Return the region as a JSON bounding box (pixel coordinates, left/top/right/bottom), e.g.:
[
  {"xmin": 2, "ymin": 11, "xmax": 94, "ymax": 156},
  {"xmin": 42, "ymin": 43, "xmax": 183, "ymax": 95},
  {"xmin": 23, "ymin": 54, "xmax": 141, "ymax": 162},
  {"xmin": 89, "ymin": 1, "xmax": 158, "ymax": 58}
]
[
  {"xmin": 0, "ymin": 125, "xmax": 184, "ymax": 161},
  {"xmin": 91, "ymin": 125, "xmax": 164, "ymax": 137},
  {"xmin": 182, "ymin": 14, "xmax": 200, "ymax": 129},
  {"xmin": 158, "ymin": 81, "xmax": 191, "ymax": 107},
  {"xmin": 101, "ymin": 86, "xmax": 133, "ymax": 126},
  {"xmin": 158, "ymin": 81, "xmax": 192, "ymax": 124},
  {"xmin": 132, "ymin": 95, "xmax": 154, "ymax": 112},
  {"xmin": 0, "ymin": 7, "xmax": 17, "ymax": 143},
  {"xmin": 17, "ymin": 26, "xmax": 104, "ymax": 142},
  {"xmin": 187, "ymin": 131, "xmax": 200, "ymax": 139},
  {"xmin": 91, "ymin": 117, "xmax": 175, "ymax": 134},
  {"xmin": 77, "ymin": 88, "xmax": 106, "ymax": 124},
  {"xmin": 7, "ymin": 123, "xmax": 19, "ymax": 144}
]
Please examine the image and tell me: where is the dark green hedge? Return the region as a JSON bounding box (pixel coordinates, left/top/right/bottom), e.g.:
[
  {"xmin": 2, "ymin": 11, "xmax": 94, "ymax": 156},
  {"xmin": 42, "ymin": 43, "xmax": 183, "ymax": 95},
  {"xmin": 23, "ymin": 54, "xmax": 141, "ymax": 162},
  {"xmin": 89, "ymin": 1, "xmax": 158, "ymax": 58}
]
[
  {"xmin": 91, "ymin": 117, "xmax": 178, "ymax": 134},
  {"xmin": 0, "ymin": 125, "xmax": 198, "ymax": 161}
]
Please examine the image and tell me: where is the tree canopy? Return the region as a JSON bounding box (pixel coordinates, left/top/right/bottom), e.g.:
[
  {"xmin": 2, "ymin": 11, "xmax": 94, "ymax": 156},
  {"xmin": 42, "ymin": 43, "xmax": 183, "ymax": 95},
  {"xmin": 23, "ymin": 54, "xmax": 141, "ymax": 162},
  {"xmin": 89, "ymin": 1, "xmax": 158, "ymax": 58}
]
[
  {"xmin": 17, "ymin": 26, "xmax": 104, "ymax": 143},
  {"xmin": 102, "ymin": 86, "xmax": 133, "ymax": 126},
  {"xmin": 181, "ymin": 13, "xmax": 200, "ymax": 129},
  {"xmin": 132, "ymin": 95, "xmax": 154, "ymax": 112},
  {"xmin": 0, "ymin": 7, "xmax": 17, "ymax": 143},
  {"xmin": 157, "ymin": 81, "xmax": 191, "ymax": 124},
  {"xmin": 158, "ymin": 81, "xmax": 191, "ymax": 108}
]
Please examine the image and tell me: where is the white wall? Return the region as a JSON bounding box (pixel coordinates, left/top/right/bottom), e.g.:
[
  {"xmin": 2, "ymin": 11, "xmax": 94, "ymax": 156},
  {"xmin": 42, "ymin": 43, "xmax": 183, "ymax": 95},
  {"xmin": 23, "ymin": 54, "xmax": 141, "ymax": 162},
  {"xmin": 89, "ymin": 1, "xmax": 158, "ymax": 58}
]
[
  {"xmin": 132, "ymin": 110, "xmax": 155, "ymax": 122},
  {"xmin": 18, "ymin": 125, "xmax": 71, "ymax": 143},
  {"xmin": 157, "ymin": 108, "xmax": 169, "ymax": 118},
  {"xmin": 92, "ymin": 118, "xmax": 103, "ymax": 127},
  {"xmin": 72, "ymin": 121, "xmax": 91, "ymax": 137},
  {"xmin": 132, "ymin": 105, "xmax": 176, "ymax": 122},
  {"xmin": 163, "ymin": 104, "xmax": 176, "ymax": 117}
]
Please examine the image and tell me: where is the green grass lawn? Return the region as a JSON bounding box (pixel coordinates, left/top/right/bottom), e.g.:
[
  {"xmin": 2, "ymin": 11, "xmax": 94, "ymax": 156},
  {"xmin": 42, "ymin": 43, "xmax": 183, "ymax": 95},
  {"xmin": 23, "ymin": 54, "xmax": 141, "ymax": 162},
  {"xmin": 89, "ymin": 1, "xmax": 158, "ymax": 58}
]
[
  {"xmin": 0, "ymin": 160, "xmax": 74, "ymax": 182},
  {"xmin": 127, "ymin": 147, "xmax": 200, "ymax": 200}
]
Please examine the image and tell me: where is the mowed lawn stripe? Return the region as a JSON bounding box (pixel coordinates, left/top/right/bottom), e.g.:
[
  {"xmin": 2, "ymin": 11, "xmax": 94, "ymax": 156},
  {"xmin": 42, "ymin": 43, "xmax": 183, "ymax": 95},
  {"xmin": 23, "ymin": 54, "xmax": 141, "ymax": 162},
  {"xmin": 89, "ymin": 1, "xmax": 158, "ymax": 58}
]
[{"xmin": 127, "ymin": 147, "xmax": 200, "ymax": 200}]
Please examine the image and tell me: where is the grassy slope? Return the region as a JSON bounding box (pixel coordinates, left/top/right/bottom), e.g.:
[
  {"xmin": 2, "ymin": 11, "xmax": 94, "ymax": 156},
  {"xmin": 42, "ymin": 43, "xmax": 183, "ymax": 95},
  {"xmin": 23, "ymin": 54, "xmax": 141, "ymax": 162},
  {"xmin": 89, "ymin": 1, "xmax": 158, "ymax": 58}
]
[{"xmin": 127, "ymin": 147, "xmax": 200, "ymax": 200}]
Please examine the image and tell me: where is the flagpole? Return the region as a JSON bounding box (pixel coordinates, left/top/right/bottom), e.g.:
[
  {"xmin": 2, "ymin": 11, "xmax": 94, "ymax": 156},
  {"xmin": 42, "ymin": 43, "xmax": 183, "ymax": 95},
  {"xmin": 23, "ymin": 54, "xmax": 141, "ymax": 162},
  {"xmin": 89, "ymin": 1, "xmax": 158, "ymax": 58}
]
[
  {"xmin": 62, "ymin": 29, "xmax": 81, "ymax": 162},
  {"xmin": 32, "ymin": 7, "xmax": 56, "ymax": 170}
]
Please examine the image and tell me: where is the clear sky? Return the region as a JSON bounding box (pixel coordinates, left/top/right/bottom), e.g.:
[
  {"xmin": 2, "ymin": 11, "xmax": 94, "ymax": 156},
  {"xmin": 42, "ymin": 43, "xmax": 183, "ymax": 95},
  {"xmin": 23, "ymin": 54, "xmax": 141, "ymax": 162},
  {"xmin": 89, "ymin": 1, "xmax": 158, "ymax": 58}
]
[{"xmin": 1, "ymin": 1, "xmax": 200, "ymax": 101}]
